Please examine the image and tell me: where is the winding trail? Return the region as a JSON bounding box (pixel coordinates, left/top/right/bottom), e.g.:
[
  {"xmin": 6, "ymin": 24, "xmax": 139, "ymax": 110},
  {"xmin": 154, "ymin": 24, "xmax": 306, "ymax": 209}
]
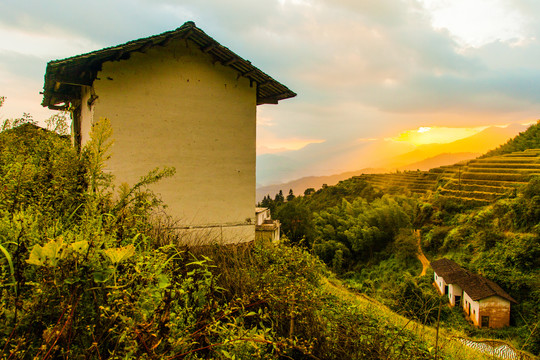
[{"xmin": 415, "ymin": 230, "xmax": 430, "ymax": 277}]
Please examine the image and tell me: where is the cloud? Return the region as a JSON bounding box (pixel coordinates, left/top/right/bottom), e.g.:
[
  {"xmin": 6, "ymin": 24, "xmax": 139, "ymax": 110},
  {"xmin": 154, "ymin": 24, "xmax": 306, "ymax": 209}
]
[
  {"xmin": 0, "ymin": 0, "xmax": 187, "ymax": 48},
  {"xmin": 2, "ymin": 0, "xmax": 540, "ymax": 183}
]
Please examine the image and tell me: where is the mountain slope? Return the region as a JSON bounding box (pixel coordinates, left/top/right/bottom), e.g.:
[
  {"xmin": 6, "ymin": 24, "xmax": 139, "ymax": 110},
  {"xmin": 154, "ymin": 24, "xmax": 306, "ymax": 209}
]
[{"xmin": 482, "ymin": 120, "xmax": 540, "ymax": 158}]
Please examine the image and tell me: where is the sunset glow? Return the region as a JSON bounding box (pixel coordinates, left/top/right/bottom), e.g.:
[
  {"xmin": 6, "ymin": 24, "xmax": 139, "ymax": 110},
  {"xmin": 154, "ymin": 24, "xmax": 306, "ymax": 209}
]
[{"xmin": 390, "ymin": 126, "xmax": 489, "ymax": 146}]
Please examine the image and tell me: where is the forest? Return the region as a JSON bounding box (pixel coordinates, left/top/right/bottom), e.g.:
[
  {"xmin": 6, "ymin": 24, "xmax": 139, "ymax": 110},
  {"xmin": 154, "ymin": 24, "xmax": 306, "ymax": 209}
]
[{"xmin": 0, "ymin": 97, "xmax": 538, "ymax": 359}]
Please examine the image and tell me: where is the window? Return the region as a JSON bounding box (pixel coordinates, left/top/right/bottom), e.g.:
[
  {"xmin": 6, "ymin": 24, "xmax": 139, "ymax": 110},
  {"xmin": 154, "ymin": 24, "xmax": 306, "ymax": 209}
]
[{"xmin": 481, "ymin": 316, "xmax": 489, "ymax": 327}]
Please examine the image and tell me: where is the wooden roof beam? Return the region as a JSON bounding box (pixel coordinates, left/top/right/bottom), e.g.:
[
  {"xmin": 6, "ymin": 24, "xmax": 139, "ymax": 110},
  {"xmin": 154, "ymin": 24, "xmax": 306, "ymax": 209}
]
[
  {"xmin": 202, "ymin": 43, "xmax": 217, "ymax": 53},
  {"xmin": 224, "ymin": 57, "xmax": 239, "ymax": 66},
  {"xmin": 241, "ymin": 69, "xmax": 257, "ymax": 78},
  {"xmin": 258, "ymin": 80, "xmax": 272, "ymax": 88}
]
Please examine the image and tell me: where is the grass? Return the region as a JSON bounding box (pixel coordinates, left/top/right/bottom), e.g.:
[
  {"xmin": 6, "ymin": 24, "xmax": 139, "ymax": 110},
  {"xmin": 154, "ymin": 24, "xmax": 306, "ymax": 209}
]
[{"xmin": 322, "ymin": 277, "xmax": 497, "ymax": 360}]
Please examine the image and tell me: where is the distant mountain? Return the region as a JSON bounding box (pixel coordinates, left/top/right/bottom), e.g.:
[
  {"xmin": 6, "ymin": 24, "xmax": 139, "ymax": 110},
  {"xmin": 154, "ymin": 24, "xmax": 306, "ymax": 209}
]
[
  {"xmin": 398, "ymin": 152, "xmax": 480, "ymax": 171},
  {"xmin": 256, "ymin": 168, "xmax": 386, "ymax": 202},
  {"xmin": 382, "ymin": 124, "xmax": 527, "ymax": 169}
]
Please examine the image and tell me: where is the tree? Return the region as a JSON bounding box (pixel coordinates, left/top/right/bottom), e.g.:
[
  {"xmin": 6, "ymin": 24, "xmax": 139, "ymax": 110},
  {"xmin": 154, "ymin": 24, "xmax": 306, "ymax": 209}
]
[
  {"xmin": 274, "ymin": 189, "xmax": 284, "ymax": 204},
  {"xmin": 286, "ymin": 189, "xmax": 295, "ymax": 202},
  {"xmin": 276, "ymin": 201, "xmax": 314, "ymax": 246}
]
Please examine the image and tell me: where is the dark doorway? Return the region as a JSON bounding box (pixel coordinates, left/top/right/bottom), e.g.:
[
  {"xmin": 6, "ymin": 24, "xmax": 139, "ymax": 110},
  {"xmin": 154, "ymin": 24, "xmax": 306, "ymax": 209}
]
[
  {"xmin": 455, "ymin": 295, "xmax": 461, "ymax": 306},
  {"xmin": 481, "ymin": 316, "xmax": 489, "ymax": 328},
  {"xmin": 445, "ymin": 285, "xmax": 449, "ymax": 295}
]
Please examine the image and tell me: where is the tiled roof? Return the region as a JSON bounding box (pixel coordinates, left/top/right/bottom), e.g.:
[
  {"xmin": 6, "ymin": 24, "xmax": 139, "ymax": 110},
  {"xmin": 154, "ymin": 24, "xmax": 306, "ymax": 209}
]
[
  {"xmin": 456, "ymin": 272, "xmax": 517, "ymax": 304},
  {"xmin": 431, "ymin": 258, "xmax": 463, "ymax": 277},
  {"xmin": 431, "ymin": 258, "xmax": 517, "ymax": 304},
  {"xmin": 42, "ymin": 21, "xmax": 296, "ymax": 109}
]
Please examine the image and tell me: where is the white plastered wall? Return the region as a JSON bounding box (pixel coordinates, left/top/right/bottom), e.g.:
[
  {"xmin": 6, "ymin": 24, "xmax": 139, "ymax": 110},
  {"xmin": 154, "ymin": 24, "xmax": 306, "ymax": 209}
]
[
  {"xmin": 448, "ymin": 283, "xmax": 462, "ymax": 306},
  {"xmin": 463, "ymin": 291, "xmax": 480, "ymax": 325}
]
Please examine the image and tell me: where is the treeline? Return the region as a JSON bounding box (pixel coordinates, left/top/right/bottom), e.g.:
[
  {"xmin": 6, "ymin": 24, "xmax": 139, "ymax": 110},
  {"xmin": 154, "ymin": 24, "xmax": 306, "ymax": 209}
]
[
  {"xmin": 259, "ymin": 177, "xmax": 423, "ymax": 273},
  {"xmin": 482, "ymin": 121, "xmax": 540, "ymax": 158}
]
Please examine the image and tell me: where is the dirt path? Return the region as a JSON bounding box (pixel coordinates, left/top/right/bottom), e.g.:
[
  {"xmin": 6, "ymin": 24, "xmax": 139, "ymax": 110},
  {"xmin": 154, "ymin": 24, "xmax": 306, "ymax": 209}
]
[{"xmin": 415, "ymin": 230, "xmax": 430, "ymax": 277}]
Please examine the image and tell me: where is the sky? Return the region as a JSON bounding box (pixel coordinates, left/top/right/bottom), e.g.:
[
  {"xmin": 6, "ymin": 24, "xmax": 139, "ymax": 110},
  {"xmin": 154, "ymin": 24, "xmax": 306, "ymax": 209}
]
[{"xmin": 1, "ymin": 0, "xmax": 540, "ymax": 185}]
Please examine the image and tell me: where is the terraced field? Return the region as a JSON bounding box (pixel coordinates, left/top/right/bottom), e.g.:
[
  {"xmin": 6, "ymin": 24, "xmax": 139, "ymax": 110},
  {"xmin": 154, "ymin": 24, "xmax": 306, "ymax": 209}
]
[
  {"xmin": 360, "ymin": 149, "xmax": 540, "ymax": 206},
  {"xmin": 437, "ymin": 149, "xmax": 540, "ymax": 205},
  {"xmin": 360, "ymin": 171, "xmax": 439, "ymax": 195}
]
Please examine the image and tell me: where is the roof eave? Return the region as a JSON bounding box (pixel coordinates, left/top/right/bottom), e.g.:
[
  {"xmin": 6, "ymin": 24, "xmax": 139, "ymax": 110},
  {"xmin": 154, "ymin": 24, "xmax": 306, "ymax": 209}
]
[{"xmin": 42, "ymin": 21, "xmax": 296, "ymax": 109}]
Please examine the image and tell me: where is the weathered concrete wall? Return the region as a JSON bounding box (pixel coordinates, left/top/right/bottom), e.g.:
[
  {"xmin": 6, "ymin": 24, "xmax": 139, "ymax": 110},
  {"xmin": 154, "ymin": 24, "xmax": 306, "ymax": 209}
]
[
  {"xmin": 79, "ymin": 86, "xmax": 95, "ymax": 147},
  {"xmin": 479, "ymin": 296, "xmax": 511, "ymax": 328},
  {"xmin": 85, "ymin": 38, "xmax": 256, "ymax": 243}
]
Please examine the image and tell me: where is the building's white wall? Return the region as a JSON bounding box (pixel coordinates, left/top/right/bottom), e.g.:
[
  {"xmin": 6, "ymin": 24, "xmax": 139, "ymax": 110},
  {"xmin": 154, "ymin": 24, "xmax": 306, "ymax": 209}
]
[
  {"xmin": 256, "ymin": 208, "xmax": 271, "ymax": 225},
  {"xmin": 448, "ymin": 283, "xmax": 463, "ymax": 306},
  {"xmin": 463, "ymin": 291, "xmax": 480, "ymax": 326},
  {"xmin": 88, "ymin": 39, "xmax": 257, "ymax": 243},
  {"xmin": 434, "ymin": 272, "xmax": 446, "ymax": 294}
]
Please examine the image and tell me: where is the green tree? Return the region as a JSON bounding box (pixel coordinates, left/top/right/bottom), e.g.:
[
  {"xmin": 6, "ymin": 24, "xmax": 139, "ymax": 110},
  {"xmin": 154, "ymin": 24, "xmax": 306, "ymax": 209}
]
[
  {"xmin": 276, "ymin": 201, "xmax": 314, "ymax": 246},
  {"xmin": 274, "ymin": 189, "xmax": 284, "ymax": 204},
  {"xmin": 286, "ymin": 188, "xmax": 295, "ymax": 201}
]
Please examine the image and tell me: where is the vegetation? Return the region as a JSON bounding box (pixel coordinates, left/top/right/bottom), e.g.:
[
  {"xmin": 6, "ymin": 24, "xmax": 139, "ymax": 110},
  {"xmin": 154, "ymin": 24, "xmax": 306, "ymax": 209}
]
[
  {"xmin": 0, "ymin": 106, "xmax": 495, "ymax": 359},
  {"xmin": 422, "ymin": 180, "xmax": 540, "ymax": 354},
  {"xmin": 259, "ymin": 123, "xmax": 540, "ymax": 357},
  {"xmin": 1, "ymin": 99, "xmax": 537, "ymax": 358}
]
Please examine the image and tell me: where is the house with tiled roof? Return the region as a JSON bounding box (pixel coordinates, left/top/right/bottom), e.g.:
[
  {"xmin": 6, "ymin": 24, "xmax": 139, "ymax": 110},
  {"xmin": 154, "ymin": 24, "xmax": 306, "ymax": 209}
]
[
  {"xmin": 41, "ymin": 22, "xmax": 295, "ymax": 244},
  {"xmin": 431, "ymin": 258, "xmax": 517, "ymax": 328}
]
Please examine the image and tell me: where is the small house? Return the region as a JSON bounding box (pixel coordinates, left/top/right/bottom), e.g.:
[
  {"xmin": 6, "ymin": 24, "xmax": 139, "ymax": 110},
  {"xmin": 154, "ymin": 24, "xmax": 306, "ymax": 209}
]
[
  {"xmin": 41, "ymin": 21, "xmax": 295, "ymax": 243},
  {"xmin": 255, "ymin": 207, "xmax": 280, "ymax": 242},
  {"xmin": 431, "ymin": 258, "xmax": 517, "ymax": 328}
]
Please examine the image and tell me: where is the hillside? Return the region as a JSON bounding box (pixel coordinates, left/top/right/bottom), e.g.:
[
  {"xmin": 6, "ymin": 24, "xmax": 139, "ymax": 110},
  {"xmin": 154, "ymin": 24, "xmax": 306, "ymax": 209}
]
[
  {"xmin": 261, "ymin": 123, "xmax": 540, "ymax": 356},
  {"xmin": 349, "ymin": 121, "xmax": 540, "ymax": 207},
  {"xmin": 482, "ymin": 121, "xmax": 540, "ymax": 158}
]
